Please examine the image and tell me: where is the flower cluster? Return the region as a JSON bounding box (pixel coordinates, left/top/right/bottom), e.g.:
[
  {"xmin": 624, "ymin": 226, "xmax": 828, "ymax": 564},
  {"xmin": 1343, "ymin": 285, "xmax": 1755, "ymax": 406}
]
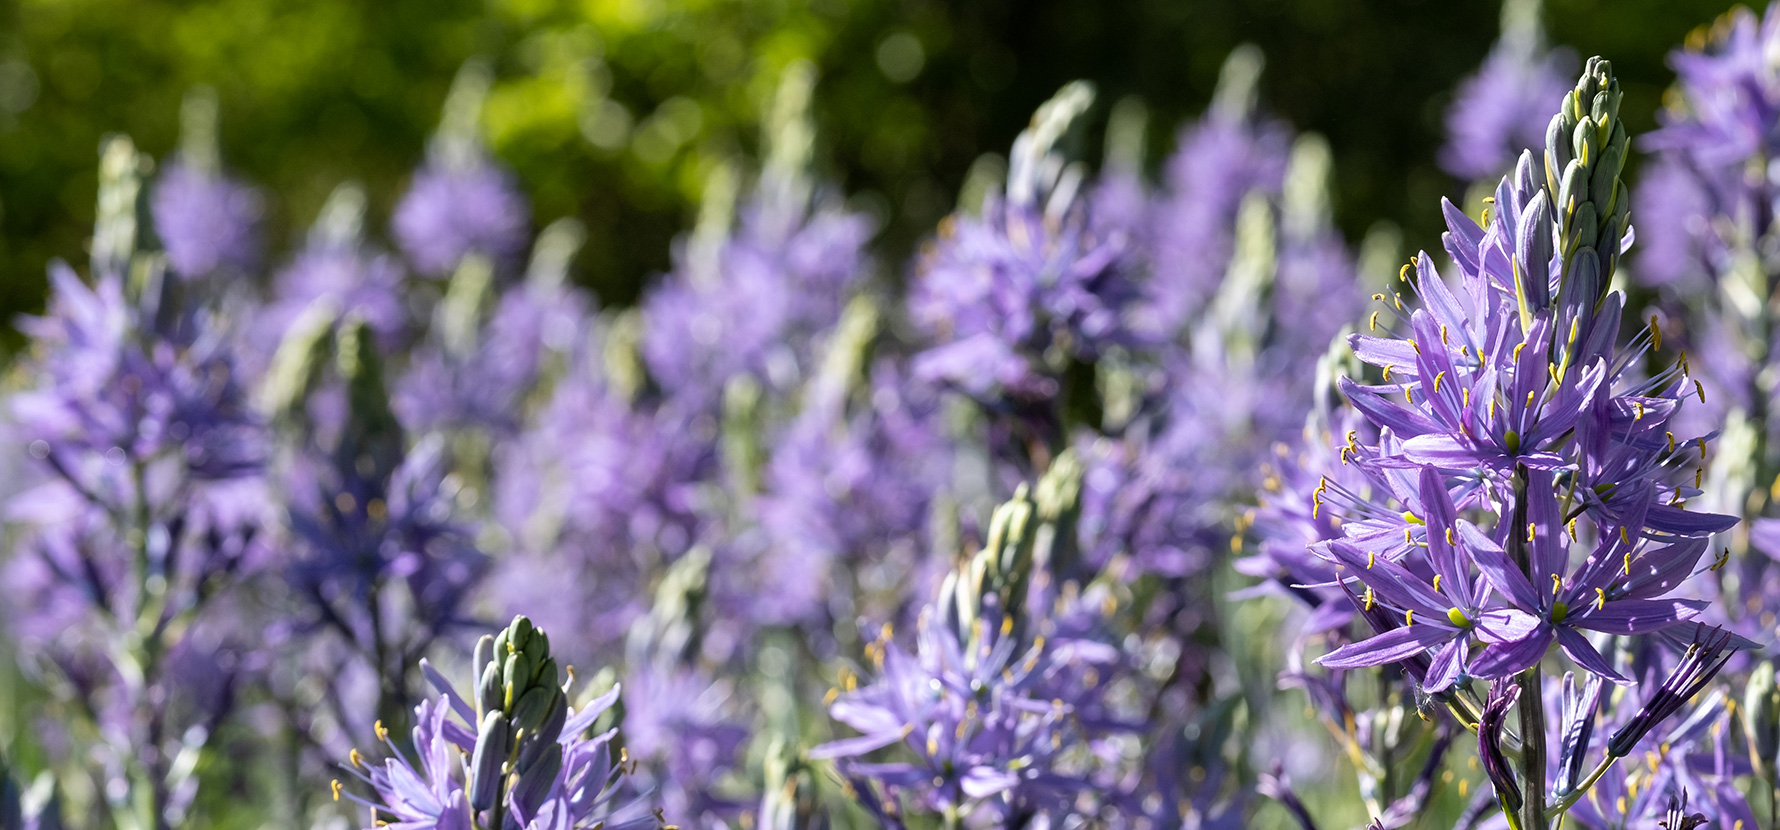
[
  {"xmin": 13, "ymin": 15, "xmax": 1780, "ymax": 830},
  {"xmin": 1254, "ymin": 56, "xmax": 1763, "ymax": 829}
]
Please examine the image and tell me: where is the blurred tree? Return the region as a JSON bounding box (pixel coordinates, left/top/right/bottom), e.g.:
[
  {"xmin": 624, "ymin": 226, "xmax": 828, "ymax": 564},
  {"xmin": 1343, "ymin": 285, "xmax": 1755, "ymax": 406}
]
[{"xmin": 0, "ymin": 0, "xmax": 1744, "ymax": 350}]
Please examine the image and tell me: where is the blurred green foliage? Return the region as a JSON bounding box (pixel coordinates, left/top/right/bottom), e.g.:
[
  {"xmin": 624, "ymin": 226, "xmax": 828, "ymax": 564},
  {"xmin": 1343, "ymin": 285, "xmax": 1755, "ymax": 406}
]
[{"xmin": 0, "ymin": 0, "xmax": 1745, "ymax": 350}]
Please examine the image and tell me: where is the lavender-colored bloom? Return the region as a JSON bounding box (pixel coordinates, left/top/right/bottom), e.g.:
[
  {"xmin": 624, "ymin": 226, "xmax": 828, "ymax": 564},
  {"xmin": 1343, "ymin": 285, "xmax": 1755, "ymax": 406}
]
[
  {"xmin": 811, "ymin": 607, "xmax": 1121, "ymax": 819},
  {"xmin": 641, "ymin": 194, "xmax": 872, "ymax": 406},
  {"xmin": 284, "ymin": 432, "xmax": 489, "ymax": 733},
  {"xmin": 150, "ymin": 160, "xmax": 263, "ymax": 279},
  {"xmin": 489, "ymin": 362, "xmax": 716, "ymax": 665},
  {"xmin": 1440, "ymin": 7, "xmax": 1576, "ymax": 182},
  {"xmin": 392, "ymin": 160, "xmax": 531, "ymax": 277},
  {"xmin": 910, "ymin": 83, "xmax": 1142, "ymax": 407},
  {"xmin": 620, "ymin": 664, "xmax": 749, "ymax": 822},
  {"xmin": 339, "ymin": 620, "xmax": 653, "ymax": 830},
  {"xmin": 1145, "ymin": 47, "xmax": 1291, "ymax": 336},
  {"xmin": 5, "ymin": 247, "xmax": 268, "ymax": 827},
  {"xmin": 395, "ymin": 265, "xmax": 592, "ymax": 436},
  {"xmin": 747, "ymin": 363, "xmax": 950, "ymax": 627}
]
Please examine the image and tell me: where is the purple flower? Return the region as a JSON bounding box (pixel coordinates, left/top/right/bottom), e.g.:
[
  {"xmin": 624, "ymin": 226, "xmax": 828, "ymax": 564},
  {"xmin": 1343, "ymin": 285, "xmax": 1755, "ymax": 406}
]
[
  {"xmin": 811, "ymin": 607, "xmax": 1121, "ymax": 819},
  {"xmin": 1464, "ymin": 474, "xmax": 1709, "ymax": 682},
  {"xmin": 746, "ymin": 363, "xmax": 950, "ymax": 627},
  {"xmin": 1441, "ymin": 27, "xmax": 1576, "ymax": 181},
  {"xmin": 641, "ymin": 195, "xmax": 872, "ymax": 406},
  {"xmin": 392, "ymin": 159, "xmax": 530, "ymax": 277},
  {"xmin": 260, "ymin": 185, "xmax": 410, "ymax": 361},
  {"xmin": 619, "ymin": 664, "xmax": 750, "ymax": 821},
  {"xmin": 4, "ymin": 247, "xmax": 268, "ymax": 827},
  {"xmin": 910, "ymin": 83, "xmax": 1142, "ymax": 408},
  {"xmin": 338, "ymin": 618, "xmax": 654, "ymax": 830},
  {"xmin": 150, "ymin": 160, "xmax": 264, "ymax": 279},
  {"xmin": 395, "ymin": 268, "xmax": 592, "ymax": 436},
  {"xmin": 1144, "ymin": 49, "xmax": 1291, "ymax": 336},
  {"xmin": 488, "ymin": 362, "xmax": 716, "ymax": 665}
]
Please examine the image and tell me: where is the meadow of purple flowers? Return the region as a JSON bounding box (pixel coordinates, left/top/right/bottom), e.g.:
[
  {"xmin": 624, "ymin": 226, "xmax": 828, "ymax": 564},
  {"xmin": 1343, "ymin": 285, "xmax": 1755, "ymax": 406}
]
[{"xmin": 7, "ymin": 5, "xmax": 1780, "ymax": 830}]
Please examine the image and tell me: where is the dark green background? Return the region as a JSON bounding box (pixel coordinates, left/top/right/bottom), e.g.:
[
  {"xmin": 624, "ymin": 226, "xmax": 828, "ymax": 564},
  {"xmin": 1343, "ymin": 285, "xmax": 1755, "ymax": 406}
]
[{"xmin": 0, "ymin": 0, "xmax": 1740, "ymax": 349}]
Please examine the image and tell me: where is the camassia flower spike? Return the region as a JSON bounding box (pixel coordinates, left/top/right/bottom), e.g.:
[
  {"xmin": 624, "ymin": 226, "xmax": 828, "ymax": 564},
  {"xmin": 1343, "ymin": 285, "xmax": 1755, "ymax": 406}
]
[
  {"xmin": 336, "ymin": 616, "xmax": 655, "ymax": 830},
  {"xmin": 1299, "ymin": 55, "xmax": 1746, "ymax": 830}
]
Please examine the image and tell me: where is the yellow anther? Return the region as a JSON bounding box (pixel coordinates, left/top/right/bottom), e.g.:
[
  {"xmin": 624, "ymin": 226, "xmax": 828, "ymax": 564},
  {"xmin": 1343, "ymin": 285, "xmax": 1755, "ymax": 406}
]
[
  {"xmin": 1551, "ymin": 573, "xmax": 1563, "ymax": 595},
  {"xmin": 1699, "ymin": 441, "xmax": 1707, "ymax": 460},
  {"xmin": 1527, "ymin": 522, "xmax": 1537, "ymax": 543},
  {"xmin": 1440, "ymin": 325, "xmax": 1449, "ymax": 345},
  {"xmin": 1634, "ymin": 401, "xmax": 1645, "ymax": 420},
  {"xmin": 1411, "ymin": 340, "xmax": 1421, "ymax": 355},
  {"xmin": 927, "ymin": 735, "xmax": 939, "ymax": 756},
  {"xmin": 1624, "ymin": 551, "xmax": 1632, "ymax": 576},
  {"xmin": 1695, "ymin": 379, "xmax": 1706, "ymax": 403},
  {"xmin": 824, "ymin": 687, "xmax": 839, "ymax": 705},
  {"xmin": 1406, "ymin": 386, "xmax": 1414, "ymax": 404},
  {"xmin": 374, "ymin": 720, "xmax": 388, "ymax": 742},
  {"xmin": 1433, "ymin": 574, "xmax": 1443, "ymax": 592},
  {"xmin": 1433, "ymin": 371, "xmax": 1446, "ymax": 393},
  {"xmin": 1445, "ymin": 528, "xmax": 1455, "ymax": 546},
  {"xmin": 332, "ymin": 779, "xmax": 343, "ymax": 802},
  {"xmin": 1650, "ymin": 315, "xmax": 1663, "ymax": 352},
  {"xmin": 1696, "ymin": 468, "xmax": 1704, "ymax": 488},
  {"xmin": 1595, "ymin": 588, "xmax": 1607, "ymax": 610},
  {"xmin": 1489, "ymin": 399, "xmax": 1498, "ymax": 421},
  {"xmin": 1527, "ymin": 389, "xmax": 1537, "ymax": 407},
  {"xmin": 1404, "ymin": 527, "xmax": 1414, "ymax": 546},
  {"xmin": 350, "ymin": 748, "xmax": 365, "ymax": 768},
  {"xmin": 1567, "ymin": 519, "xmax": 1577, "ymax": 541},
  {"xmin": 1383, "ymin": 364, "xmax": 1394, "ymax": 381},
  {"xmin": 1001, "ymin": 615, "xmax": 1014, "ymax": 636},
  {"xmin": 1712, "ymin": 548, "xmax": 1730, "ymax": 572},
  {"xmin": 1619, "ymin": 526, "xmax": 1630, "ymax": 545},
  {"xmin": 1367, "ymin": 551, "xmax": 1376, "ymax": 569},
  {"xmin": 1405, "ymin": 609, "xmax": 1415, "ymax": 626},
  {"xmin": 1666, "ymin": 432, "xmax": 1676, "ymax": 453},
  {"xmin": 1513, "ymin": 343, "xmax": 1525, "ymax": 362},
  {"xmin": 1462, "ymin": 387, "xmax": 1471, "ymax": 409},
  {"xmin": 1370, "ymin": 311, "xmax": 1380, "ymax": 332},
  {"xmin": 1399, "ymin": 263, "xmax": 1413, "ymax": 282}
]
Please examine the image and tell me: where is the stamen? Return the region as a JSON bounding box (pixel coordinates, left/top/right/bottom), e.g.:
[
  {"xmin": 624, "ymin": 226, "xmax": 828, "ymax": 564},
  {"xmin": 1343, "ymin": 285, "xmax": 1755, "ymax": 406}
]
[
  {"xmin": 1650, "ymin": 315, "xmax": 1662, "ymax": 352},
  {"xmin": 1595, "ymin": 588, "xmax": 1606, "ymax": 610}
]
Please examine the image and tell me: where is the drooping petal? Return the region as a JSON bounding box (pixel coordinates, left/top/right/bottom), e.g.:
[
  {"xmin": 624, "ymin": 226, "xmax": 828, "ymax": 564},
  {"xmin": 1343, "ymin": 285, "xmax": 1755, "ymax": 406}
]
[
  {"xmin": 1468, "ymin": 625, "xmax": 1553, "ymax": 678},
  {"xmin": 1556, "ymin": 627, "xmax": 1630, "ymax": 685},
  {"xmin": 1319, "ymin": 625, "xmax": 1454, "ymax": 670}
]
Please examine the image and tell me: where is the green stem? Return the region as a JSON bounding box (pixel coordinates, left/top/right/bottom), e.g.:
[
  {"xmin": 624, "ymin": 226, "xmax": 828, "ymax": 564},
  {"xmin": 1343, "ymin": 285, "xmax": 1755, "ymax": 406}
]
[
  {"xmin": 1545, "ymin": 754, "xmax": 1617, "ymax": 815},
  {"xmin": 1507, "ymin": 465, "xmax": 1549, "ymax": 830}
]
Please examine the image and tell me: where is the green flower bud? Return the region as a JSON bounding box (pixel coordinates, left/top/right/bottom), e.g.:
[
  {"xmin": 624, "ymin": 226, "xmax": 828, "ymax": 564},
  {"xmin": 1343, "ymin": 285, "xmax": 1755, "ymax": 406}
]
[{"xmin": 1747, "ymin": 661, "xmax": 1780, "ymax": 764}]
